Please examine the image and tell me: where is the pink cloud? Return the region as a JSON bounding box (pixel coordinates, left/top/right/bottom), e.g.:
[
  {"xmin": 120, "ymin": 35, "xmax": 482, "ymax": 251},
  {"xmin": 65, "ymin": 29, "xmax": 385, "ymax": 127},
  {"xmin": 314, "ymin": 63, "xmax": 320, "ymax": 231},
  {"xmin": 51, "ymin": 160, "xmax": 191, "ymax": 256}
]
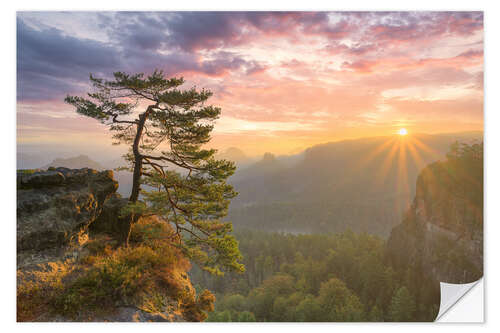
[
  {"xmin": 17, "ymin": 12, "xmax": 484, "ymax": 156},
  {"xmin": 341, "ymin": 49, "xmax": 482, "ymax": 74}
]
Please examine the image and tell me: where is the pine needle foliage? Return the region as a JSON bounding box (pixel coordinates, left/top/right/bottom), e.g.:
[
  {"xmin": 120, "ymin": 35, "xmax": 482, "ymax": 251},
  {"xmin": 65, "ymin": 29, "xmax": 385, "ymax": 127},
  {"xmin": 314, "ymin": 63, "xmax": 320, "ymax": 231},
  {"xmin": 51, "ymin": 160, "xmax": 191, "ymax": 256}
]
[{"xmin": 65, "ymin": 70, "xmax": 243, "ymax": 275}]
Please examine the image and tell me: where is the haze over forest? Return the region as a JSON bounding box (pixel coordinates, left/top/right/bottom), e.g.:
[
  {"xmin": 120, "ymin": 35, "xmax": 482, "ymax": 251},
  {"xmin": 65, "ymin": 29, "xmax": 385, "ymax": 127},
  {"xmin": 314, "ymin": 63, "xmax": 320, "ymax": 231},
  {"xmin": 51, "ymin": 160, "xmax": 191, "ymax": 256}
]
[{"xmin": 18, "ymin": 130, "xmax": 482, "ymax": 237}]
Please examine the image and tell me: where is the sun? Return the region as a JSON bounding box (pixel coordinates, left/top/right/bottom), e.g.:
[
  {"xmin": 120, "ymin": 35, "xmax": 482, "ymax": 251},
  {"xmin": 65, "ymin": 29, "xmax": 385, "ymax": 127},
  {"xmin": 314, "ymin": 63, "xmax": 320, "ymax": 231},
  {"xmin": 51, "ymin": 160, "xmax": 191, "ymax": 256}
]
[{"xmin": 398, "ymin": 128, "xmax": 408, "ymax": 136}]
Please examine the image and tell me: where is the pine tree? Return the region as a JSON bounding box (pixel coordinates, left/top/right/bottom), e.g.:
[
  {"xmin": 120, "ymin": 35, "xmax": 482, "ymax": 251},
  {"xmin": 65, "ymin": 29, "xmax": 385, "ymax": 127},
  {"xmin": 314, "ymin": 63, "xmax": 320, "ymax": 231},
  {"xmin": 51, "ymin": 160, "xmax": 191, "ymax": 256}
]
[
  {"xmin": 317, "ymin": 278, "xmax": 365, "ymax": 321},
  {"xmin": 237, "ymin": 311, "xmax": 256, "ymax": 322},
  {"xmin": 368, "ymin": 305, "xmax": 384, "ymax": 321},
  {"xmin": 389, "ymin": 286, "xmax": 416, "ymax": 321},
  {"xmin": 65, "ymin": 70, "xmax": 243, "ymax": 275}
]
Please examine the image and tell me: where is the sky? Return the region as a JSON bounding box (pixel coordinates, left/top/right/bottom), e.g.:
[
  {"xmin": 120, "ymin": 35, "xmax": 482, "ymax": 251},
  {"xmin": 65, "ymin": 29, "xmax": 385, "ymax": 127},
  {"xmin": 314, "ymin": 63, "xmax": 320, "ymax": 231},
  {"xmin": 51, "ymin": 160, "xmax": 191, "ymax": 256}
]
[{"xmin": 17, "ymin": 11, "xmax": 483, "ymax": 158}]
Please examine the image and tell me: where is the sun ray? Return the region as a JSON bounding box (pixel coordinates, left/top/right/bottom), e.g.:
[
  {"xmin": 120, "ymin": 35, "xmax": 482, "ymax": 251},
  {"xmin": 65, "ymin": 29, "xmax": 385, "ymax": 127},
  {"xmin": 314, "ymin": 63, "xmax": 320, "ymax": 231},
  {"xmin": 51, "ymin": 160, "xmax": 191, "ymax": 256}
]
[
  {"xmin": 347, "ymin": 137, "xmax": 398, "ymax": 176},
  {"xmin": 375, "ymin": 139, "xmax": 399, "ymax": 187},
  {"xmin": 411, "ymin": 137, "xmax": 442, "ymax": 160},
  {"xmin": 406, "ymin": 140, "xmax": 429, "ymax": 171},
  {"xmin": 396, "ymin": 139, "xmax": 411, "ymax": 215}
]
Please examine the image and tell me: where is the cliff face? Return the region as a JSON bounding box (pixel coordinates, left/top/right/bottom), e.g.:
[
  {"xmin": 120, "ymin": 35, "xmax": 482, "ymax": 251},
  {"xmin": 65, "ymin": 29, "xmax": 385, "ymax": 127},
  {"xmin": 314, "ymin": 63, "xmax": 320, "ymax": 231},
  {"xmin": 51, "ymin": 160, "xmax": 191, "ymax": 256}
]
[
  {"xmin": 386, "ymin": 155, "xmax": 483, "ymax": 284},
  {"xmin": 17, "ymin": 168, "xmax": 212, "ymax": 322},
  {"xmin": 17, "ymin": 167, "xmax": 118, "ymax": 252}
]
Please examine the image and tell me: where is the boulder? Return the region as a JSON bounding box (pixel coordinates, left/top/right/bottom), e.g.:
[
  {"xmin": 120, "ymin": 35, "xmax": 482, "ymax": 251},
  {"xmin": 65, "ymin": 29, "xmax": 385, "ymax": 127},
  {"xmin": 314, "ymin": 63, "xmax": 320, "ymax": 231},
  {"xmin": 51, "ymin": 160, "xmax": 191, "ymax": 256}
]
[
  {"xmin": 18, "ymin": 170, "xmax": 66, "ymax": 187},
  {"xmin": 17, "ymin": 168, "xmax": 118, "ymax": 251}
]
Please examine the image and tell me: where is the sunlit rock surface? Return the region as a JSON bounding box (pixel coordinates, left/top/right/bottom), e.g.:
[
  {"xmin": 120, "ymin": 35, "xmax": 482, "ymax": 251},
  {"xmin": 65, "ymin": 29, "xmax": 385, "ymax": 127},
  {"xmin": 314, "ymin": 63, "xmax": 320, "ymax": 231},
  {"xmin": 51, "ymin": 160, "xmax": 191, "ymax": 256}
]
[
  {"xmin": 17, "ymin": 169, "xmax": 205, "ymax": 322},
  {"xmin": 386, "ymin": 159, "xmax": 483, "ymax": 284}
]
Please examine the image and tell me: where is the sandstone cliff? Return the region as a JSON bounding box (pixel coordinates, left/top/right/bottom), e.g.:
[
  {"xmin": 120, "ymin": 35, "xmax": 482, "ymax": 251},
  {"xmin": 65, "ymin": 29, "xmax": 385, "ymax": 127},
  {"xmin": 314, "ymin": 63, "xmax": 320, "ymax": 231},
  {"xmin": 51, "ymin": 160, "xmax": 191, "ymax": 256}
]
[
  {"xmin": 386, "ymin": 145, "xmax": 483, "ymax": 284},
  {"xmin": 17, "ymin": 168, "xmax": 213, "ymax": 322},
  {"xmin": 17, "ymin": 167, "xmax": 118, "ymax": 252}
]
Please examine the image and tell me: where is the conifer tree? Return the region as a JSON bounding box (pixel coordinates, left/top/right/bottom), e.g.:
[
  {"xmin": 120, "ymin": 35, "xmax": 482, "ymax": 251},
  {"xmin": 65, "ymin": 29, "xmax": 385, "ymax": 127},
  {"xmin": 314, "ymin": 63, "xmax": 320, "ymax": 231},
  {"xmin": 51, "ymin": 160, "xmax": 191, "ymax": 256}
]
[
  {"xmin": 389, "ymin": 286, "xmax": 416, "ymax": 321},
  {"xmin": 65, "ymin": 70, "xmax": 243, "ymax": 275}
]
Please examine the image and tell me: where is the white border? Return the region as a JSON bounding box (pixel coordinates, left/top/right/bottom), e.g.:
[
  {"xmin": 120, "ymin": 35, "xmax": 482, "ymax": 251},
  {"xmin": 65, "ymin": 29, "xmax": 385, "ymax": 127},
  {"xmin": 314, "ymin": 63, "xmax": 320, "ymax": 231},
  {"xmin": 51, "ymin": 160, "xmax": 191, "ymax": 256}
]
[
  {"xmin": 438, "ymin": 279, "xmax": 484, "ymax": 322},
  {"xmin": 4, "ymin": 0, "xmax": 498, "ymax": 331}
]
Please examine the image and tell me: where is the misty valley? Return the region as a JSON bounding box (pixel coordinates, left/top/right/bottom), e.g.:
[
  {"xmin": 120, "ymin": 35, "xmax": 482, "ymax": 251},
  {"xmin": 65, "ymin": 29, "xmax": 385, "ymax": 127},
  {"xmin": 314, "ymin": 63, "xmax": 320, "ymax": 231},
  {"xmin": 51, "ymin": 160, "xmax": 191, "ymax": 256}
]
[{"xmin": 17, "ymin": 131, "xmax": 483, "ymax": 321}]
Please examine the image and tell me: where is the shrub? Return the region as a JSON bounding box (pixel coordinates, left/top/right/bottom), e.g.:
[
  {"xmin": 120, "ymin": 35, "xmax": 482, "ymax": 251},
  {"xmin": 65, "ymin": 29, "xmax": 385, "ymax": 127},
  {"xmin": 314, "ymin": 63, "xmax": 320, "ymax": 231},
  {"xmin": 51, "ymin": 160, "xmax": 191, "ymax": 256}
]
[
  {"xmin": 17, "ymin": 262, "xmax": 73, "ymax": 321},
  {"xmin": 18, "ymin": 216, "xmax": 213, "ymax": 321}
]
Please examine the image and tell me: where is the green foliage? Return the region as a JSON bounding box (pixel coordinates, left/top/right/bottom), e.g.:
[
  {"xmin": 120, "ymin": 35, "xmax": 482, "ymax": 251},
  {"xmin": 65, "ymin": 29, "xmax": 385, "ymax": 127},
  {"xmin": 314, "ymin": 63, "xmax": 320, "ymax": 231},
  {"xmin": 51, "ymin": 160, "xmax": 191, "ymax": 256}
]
[
  {"xmin": 141, "ymin": 162, "xmax": 241, "ymax": 275},
  {"xmin": 192, "ymin": 229, "xmax": 439, "ymax": 322},
  {"xmin": 317, "ymin": 278, "xmax": 365, "ymax": 321},
  {"xmin": 415, "ymin": 141, "xmax": 483, "ymax": 233},
  {"xmin": 368, "ymin": 305, "xmax": 384, "ymax": 322},
  {"xmin": 389, "ymin": 287, "xmax": 416, "ymax": 322},
  {"xmin": 206, "ymin": 309, "xmax": 232, "ymax": 322},
  {"xmin": 229, "ymin": 200, "xmax": 401, "ymax": 237},
  {"xmin": 445, "ymin": 141, "xmax": 483, "ymax": 224},
  {"xmin": 65, "ymin": 69, "xmax": 243, "ymax": 275},
  {"xmin": 17, "ymin": 169, "xmax": 38, "ymax": 174},
  {"xmin": 53, "ymin": 242, "xmax": 183, "ymax": 317},
  {"xmin": 17, "ymin": 262, "xmax": 72, "ymax": 321},
  {"xmin": 220, "ymin": 294, "xmax": 246, "ymax": 312},
  {"xmin": 237, "ymin": 311, "xmax": 256, "ymax": 322},
  {"xmin": 295, "ymin": 294, "xmax": 323, "ymax": 322},
  {"xmin": 17, "ymin": 218, "xmax": 215, "ymax": 321}
]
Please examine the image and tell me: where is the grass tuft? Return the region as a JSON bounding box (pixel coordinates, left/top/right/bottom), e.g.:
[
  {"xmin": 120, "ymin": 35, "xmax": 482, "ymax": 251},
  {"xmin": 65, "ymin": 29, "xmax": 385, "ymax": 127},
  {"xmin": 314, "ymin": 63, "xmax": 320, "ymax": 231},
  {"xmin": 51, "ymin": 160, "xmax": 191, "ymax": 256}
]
[{"xmin": 17, "ymin": 216, "xmax": 214, "ymax": 321}]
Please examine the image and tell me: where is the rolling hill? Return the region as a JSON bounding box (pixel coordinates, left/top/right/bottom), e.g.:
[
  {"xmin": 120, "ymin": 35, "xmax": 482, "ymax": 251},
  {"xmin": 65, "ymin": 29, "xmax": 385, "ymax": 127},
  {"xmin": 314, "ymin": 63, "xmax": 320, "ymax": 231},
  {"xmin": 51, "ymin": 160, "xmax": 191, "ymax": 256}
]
[
  {"xmin": 42, "ymin": 155, "xmax": 104, "ymax": 170},
  {"xmin": 227, "ymin": 131, "xmax": 483, "ymax": 237}
]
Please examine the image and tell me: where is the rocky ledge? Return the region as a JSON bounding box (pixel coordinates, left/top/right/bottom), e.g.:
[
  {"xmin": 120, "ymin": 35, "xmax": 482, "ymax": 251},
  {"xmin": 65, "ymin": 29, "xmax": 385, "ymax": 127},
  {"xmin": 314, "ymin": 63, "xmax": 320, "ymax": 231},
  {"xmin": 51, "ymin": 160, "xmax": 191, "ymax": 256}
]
[
  {"xmin": 17, "ymin": 168, "xmax": 211, "ymax": 322},
  {"xmin": 17, "ymin": 167, "xmax": 118, "ymax": 252}
]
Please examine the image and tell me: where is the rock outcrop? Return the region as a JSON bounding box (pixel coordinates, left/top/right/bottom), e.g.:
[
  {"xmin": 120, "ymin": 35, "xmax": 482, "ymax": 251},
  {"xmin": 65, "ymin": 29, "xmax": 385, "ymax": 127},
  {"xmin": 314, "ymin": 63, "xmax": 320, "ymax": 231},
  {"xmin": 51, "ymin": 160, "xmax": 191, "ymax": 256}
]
[
  {"xmin": 17, "ymin": 167, "xmax": 118, "ymax": 251},
  {"xmin": 386, "ymin": 156, "xmax": 483, "ymax": 284},
  {"xmin": 17, "ymin": 168, "xmax": 210, "ymax": 322}
]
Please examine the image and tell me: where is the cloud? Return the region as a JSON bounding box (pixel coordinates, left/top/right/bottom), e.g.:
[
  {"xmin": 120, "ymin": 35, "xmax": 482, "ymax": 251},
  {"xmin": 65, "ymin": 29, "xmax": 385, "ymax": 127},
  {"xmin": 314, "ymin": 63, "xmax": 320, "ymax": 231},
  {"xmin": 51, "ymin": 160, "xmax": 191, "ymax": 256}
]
[
  {"xmin": 17, "ymin": 19, "xmax": 123, "ymax": 100},
  {"xmin": 324, "ymin": 42, "xmax": 375, "ymax": 56},
  {"xmin": 342, "ymin": 60, "xmax": 377, "ymax": 73},
  {"xmin": 446, "ymin": 12, "xmax": 484, "ymax": 36},
  {"xmin": 382, "ymin": 97, "xmax": 483, "ymax": 122},
  {"xmin": 17, "ymin": 16, "xmax": 268, "ymax": 101},
  {"xmin": 162, "ymin": 12, "xmax": 251, "ymax": 51},
  {"xmin": 366, "ymin": 12, "xmax": 483, "ymax": 47},
  {"xmin": 16, "ymin": 11, "xmax": 483, "ymax": 155},
  {"xmin": 341, "ymin": 48, "xmax": 483, "ymax": 74},
  {"xmin": 214, "ymin": 115, "xmax": 321, "ymax": 135},
  {"xmin": 100, "ymin": 12, "xmax": 355, "ymax": 53}
]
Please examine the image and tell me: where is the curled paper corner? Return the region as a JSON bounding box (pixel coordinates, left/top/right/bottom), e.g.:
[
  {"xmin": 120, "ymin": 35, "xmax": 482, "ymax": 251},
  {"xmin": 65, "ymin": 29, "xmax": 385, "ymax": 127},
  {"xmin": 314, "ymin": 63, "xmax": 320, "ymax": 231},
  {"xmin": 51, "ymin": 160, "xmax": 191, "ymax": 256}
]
[{"xmin": 435, "ymin": 278, "xmax": 483, "ymax": 322}]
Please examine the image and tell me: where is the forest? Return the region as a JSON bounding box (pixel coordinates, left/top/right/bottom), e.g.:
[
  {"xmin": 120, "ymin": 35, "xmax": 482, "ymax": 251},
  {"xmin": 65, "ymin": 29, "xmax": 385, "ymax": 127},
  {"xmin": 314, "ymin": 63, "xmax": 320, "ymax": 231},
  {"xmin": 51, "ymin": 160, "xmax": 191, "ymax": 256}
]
[
  {"xmin": 190, "ymin": 142, "xmax": 483, "ymax": 322},
  {"xmin": 190, "ymin": 229, "xmax": 439, "ymax": 322}
]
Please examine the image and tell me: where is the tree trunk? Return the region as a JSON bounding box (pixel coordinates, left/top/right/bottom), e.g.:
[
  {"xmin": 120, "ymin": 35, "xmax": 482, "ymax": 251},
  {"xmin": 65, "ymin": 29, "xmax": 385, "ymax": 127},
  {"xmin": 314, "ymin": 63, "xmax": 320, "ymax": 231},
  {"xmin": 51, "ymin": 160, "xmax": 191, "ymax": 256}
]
[
  {"xmin": 129, "ymin": 109, "xmax": 150, "ymax": 202},
  {"xmin": 123, "ymin": 108, "xmax": 151, "ymax": 247},
  {"xmin": 129, "ymin": 155, "xmax": 143, "ymax": 202}
]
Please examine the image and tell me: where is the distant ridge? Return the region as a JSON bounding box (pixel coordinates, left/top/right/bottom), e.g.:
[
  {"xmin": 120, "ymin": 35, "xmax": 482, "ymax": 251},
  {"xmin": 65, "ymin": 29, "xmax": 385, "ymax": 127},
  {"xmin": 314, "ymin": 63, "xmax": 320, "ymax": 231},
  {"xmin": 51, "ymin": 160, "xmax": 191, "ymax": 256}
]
[
  {"xmin": 42, "ymin": 155, "xmax": 104, "ymax": 170},
  {"xmin": 229, "ymin": 131, "xmax": 483, "ymax": 237},
  {"xmin": 217, "ymin": 147, "xmax": 250, "ymax": 165},
  {"xmin": 306, "ymin": 131, "xmax": 483, "ymax": 150}
]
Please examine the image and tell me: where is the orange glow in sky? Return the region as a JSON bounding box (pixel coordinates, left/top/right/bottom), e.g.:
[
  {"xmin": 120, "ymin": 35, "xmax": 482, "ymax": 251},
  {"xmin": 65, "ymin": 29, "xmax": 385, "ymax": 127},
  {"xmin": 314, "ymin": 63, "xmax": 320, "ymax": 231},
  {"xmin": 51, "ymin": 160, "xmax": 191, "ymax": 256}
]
[{"xmin": 16, "ymin": 12, "xmax": 484, "ymax": 157}]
